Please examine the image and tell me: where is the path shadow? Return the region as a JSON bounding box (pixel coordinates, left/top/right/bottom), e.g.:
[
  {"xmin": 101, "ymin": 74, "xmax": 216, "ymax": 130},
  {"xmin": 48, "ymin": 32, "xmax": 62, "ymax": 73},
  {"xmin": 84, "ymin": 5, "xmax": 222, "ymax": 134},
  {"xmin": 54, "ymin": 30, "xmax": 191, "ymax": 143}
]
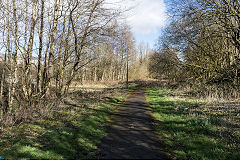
[{"xmin": 98, "ymin": 90, "xmax": 170, "ymax": 159}]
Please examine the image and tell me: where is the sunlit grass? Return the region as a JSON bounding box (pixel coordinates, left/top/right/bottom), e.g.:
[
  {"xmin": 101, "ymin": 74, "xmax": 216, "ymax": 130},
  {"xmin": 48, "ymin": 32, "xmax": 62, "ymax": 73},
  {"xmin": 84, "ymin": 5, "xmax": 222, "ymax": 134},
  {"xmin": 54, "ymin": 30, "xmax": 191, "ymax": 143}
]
[
  {"xmin": 146, "ymin": 88, "xmax": 240, "ymax": 160},
  {"xmin": 0, "ymin": 89, "xmax": 127, "ymax": 159},
  {"xmin": 69, "ymin": 85, "xmax": 109, "ymax": 89}
]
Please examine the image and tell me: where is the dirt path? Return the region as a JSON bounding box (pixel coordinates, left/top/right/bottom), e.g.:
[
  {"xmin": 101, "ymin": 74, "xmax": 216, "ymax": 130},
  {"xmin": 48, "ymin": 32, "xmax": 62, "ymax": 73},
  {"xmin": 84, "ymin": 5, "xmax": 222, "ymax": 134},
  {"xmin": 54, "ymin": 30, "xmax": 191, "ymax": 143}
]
[{"xmin": 99, "ymin": 90, "xmax": 169, "ymax": 159}]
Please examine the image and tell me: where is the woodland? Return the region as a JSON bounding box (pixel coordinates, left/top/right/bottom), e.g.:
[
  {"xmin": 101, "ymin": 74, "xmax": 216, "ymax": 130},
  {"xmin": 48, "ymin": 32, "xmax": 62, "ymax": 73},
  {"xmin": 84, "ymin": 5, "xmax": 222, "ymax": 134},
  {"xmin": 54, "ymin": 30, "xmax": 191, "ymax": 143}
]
[
  {"xmin": 0, "ymin": 0, "xmax": 141, "ymax": 124},
  {"xmin": 0, "ymin": 0, "xmax": 240, "ymax": 159},
  {"xmin": 150, "ymin": 0, "xmax": 240, "ymax": 98}
]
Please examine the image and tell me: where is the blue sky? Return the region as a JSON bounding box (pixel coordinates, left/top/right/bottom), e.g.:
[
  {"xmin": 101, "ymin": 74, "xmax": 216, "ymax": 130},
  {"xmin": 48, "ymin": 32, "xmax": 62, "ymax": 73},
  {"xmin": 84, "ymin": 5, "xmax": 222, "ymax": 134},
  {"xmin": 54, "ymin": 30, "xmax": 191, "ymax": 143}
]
[
  {"xmin": 124, "ymin": 0, "xmax": 167, "ymax": 49},
  {"xmin": 106, "ymin": 0, "xmax": 167, "ymax": 49},
  {"xmin": 133, "ymin": 28, "xmax": 165, "ymax": 50}
]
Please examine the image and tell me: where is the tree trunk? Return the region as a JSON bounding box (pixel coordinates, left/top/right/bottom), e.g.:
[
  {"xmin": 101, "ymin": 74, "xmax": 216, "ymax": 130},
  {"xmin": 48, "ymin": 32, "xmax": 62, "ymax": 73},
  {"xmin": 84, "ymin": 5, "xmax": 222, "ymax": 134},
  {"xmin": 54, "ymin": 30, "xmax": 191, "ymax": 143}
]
[
  {"xmin": 37, "ymin": 0, "xmax": 45, "ymax": 93},
  {"xmin": 23, "ymin": 0, "xmax": 37, "ymax": 106},
  {"xmin": 47, "ymin": 0, "xmax": 60, "ymax": 89}
]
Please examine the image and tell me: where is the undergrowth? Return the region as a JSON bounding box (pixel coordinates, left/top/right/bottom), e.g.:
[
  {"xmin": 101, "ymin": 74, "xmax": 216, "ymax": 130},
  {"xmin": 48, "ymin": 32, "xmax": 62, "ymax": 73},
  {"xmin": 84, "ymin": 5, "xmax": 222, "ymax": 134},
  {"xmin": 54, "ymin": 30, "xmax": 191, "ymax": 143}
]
[
  {"xmin": 146, "ymin": 88, "xmax": 240, "ymax": 160},
  {"xmin": 0, "ymin": 88, "xmax": 127, "ymax": 159}
]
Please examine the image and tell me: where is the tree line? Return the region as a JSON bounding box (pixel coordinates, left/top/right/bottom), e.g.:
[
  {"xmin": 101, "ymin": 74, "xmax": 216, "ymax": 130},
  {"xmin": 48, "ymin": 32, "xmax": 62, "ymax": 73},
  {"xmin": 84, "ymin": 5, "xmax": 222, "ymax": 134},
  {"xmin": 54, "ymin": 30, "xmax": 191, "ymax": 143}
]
[
  {"xmin": 0, "ymin": 0, "xmax": 136, "ymax": 124},
  {"xmin": 149, "ymin": 0, "xmax": 240, "ymax": 98}
]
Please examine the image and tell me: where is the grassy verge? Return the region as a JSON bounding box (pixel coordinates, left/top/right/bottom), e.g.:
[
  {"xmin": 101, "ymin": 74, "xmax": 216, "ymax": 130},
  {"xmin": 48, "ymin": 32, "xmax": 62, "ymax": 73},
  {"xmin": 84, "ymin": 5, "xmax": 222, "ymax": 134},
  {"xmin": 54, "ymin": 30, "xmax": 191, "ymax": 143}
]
[
  {"xmin": 146, "ymin": 88, "xmax": 240, "ymax": 160},
  {"xmin": 0, "ymin": 88, "xmax": 127, "ymax": 159}
]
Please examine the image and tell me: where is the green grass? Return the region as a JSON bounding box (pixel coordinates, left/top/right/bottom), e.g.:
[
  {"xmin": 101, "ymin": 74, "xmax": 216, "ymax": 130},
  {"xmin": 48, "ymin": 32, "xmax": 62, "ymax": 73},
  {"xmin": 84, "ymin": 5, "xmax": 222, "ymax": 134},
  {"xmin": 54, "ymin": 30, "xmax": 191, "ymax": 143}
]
[
  {"xmin": 146, "ymin": 88, "xmax": 240, "ymax": 160},
  {"xmin": 69, "ymin": 85, "xmax": 109, "ymax": 89},
  {"xmin": 0, "ymin": 89, "xmax": 127, "ymax": 159}
]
